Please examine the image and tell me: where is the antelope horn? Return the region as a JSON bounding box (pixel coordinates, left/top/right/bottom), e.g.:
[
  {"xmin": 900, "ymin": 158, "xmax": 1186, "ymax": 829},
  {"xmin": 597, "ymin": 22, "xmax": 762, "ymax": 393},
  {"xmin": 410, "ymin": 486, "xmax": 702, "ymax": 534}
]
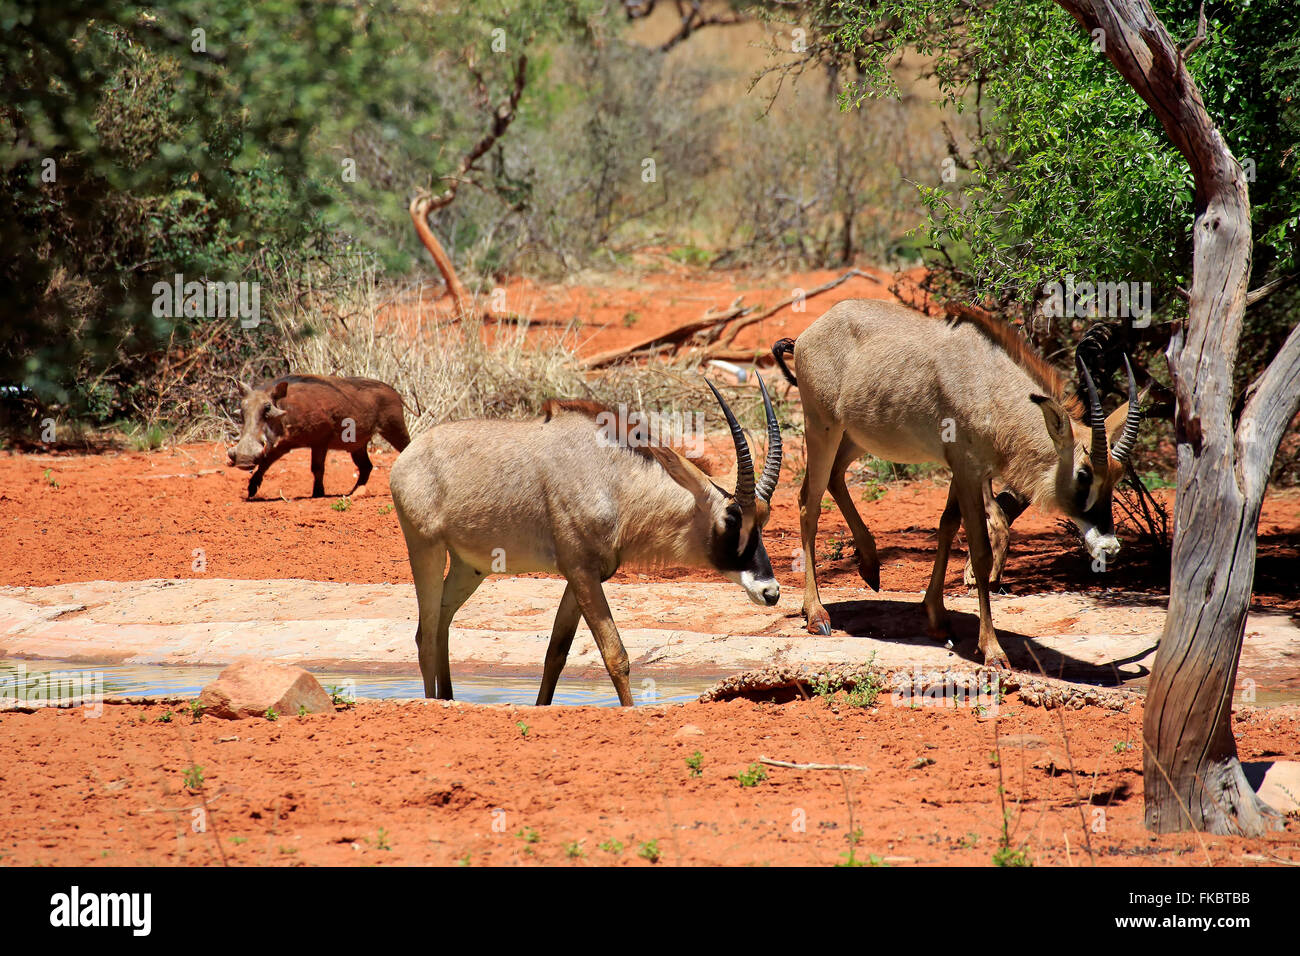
[
  {"xmin": 754, "ymin": 374, "xmax": 783, "ymax": 503},
  {"xmin": 1110, "ymin": 353, "xmax": 1142, "ymax": 463},
  {"xmin": 703, "ymin": 377, "xmax": 755, "ymax": 512},
  {"xmin": 1076, "ymin": 355, "xmax": 1109, "ymax": 474}
]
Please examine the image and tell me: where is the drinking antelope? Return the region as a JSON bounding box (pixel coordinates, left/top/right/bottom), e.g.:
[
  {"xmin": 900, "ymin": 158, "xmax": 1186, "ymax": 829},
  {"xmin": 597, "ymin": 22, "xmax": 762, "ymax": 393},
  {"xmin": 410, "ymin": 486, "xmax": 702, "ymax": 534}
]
[
  {"xmin": 773, "ymin": 300, "xmax": 1141, "ymax": 668},
  {"xmin": 388, "ymin": 378, "xmax": 784, "ymax": 705}
]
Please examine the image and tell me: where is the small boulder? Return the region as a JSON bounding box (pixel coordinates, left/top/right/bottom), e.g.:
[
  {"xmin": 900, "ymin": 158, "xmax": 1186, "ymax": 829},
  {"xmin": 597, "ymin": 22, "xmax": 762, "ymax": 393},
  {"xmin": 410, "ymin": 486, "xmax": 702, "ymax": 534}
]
[
  {"xmin": 1249, "ymin": 760, "xmax": 1300, "ymax": 814},
  {"xmin": 198, "ymin": 660, "xmax": 334, "ymax": 719}
]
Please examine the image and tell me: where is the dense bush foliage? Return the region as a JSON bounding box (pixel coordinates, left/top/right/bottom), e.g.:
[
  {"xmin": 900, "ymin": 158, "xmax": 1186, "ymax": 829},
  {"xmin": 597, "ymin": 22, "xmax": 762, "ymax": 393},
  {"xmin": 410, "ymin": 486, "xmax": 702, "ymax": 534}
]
[
  {"xmin": 0, "ymin": 0, "xmax": 597, "ymax": 428},
  {"xmin": 777, "ymin": 0, "xmax": 1299, "ymax": 479}
]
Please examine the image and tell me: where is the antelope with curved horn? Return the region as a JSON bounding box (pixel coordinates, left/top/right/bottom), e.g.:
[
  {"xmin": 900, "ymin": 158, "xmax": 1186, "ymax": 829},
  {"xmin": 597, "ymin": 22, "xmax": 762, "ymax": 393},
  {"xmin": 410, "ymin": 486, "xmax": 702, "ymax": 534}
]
[
  {"xmin": 773, "ymin": 300, "xmax": 1142, "ymax": 668},
  {"xmin": 389, "ymin": 378, "xmax": 784, "ymax": 705}
]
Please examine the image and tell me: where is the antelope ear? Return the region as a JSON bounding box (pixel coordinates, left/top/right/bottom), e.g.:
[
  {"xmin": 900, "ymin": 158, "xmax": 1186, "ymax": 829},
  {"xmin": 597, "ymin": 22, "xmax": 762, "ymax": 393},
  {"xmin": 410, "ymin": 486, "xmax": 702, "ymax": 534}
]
[
  {"xmin": 266, "ymin": 405, "xmax": 288, "ymax": 419},
  {"xmin": 238, "ymin": 381, "xmax": 253, "ymax": 398},
  {"xmin": 1031, "ymin": 394, "xmax": 1074, "ymax": 455},
  {"xmin": 642, "ymin": 446, "xmax": 713, "ymax": 504},
  {"xmin": 1103, "ymin": 384, "xmax": 1149, "ymax": 447},
  {"xmin": 1103, "ymin": 401, "xmax": 1130, "ymax": 448},
  {"xmin": 270, "ymin": 381, "xmax": 289, "ymax": 402}
]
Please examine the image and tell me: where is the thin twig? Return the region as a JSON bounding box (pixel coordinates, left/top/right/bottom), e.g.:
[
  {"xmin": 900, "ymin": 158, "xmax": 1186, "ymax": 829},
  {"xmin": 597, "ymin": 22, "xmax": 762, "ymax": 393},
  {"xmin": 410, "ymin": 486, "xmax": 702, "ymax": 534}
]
[{"xmin": 758, "ymin": 756, "xmax": 870, "ymax": 772}]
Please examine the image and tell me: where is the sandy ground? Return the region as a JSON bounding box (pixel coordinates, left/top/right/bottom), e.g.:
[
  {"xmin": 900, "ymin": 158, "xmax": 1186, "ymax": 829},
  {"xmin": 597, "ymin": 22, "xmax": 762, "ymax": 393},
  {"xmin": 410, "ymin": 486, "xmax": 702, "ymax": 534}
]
[
  {"xmin": 1, "ymin": 695, "xmax": 1297, "ymax": 867},
  {"xmin": 5, "ymin": 441, "xmax": 1298, "ymax": 609}
]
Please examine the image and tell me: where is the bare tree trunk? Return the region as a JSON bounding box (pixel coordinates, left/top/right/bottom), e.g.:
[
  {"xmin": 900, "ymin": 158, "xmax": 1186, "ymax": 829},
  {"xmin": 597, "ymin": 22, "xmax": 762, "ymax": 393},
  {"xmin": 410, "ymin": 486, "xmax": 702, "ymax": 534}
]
[
  {"xmin": 409, "ymin": 194, "xmax": 471, "ymax": 316},
  {"xmin": 1052, "ymin": 0, "xmax": 1298, "ymax": 833}
]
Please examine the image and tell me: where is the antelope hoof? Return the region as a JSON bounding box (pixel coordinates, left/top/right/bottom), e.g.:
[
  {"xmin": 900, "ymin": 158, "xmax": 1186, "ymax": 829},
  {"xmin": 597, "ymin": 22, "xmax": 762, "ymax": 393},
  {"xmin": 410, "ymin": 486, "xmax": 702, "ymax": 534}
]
[
  {"xmin": 981, "ymin": 650, "xmax": 1011, "ymax": 671},
  {"xmin": 857, "ymin": 556, "xmax": 881, "ymax": 591},
  {"xmin": 926, "ymin": 618, "xmax": 955, "ymax": 644},
  {"xmin": 806, "ymin": 609, "xmax": 832, "ymax": 637}
]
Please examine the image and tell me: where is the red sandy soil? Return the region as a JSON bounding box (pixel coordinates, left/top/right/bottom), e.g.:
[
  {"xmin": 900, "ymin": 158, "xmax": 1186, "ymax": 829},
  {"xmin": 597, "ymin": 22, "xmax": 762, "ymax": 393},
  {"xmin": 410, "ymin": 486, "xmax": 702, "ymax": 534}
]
[
  {"xmin": 1, "ymin": 695, "xmax": 1297, "ymax": 866},
  {"xmin": 3, "ymin": 443, "xmax": 1297, "ymax": 617},
  {"xmin": 9, "ymin": 261, "xmax": 1294, "ymax": 608}
]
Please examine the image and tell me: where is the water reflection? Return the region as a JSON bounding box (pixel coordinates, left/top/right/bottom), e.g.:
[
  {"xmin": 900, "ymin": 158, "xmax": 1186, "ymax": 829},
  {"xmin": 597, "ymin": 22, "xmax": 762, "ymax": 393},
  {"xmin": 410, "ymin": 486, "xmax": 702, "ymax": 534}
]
[{"xmin": 0, "ymin": 659, "xmax": 714, "ymax": 708}]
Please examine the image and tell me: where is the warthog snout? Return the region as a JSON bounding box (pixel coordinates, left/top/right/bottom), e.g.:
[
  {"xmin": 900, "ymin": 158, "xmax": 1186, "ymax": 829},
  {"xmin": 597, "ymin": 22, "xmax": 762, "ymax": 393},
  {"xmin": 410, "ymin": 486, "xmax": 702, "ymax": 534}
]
[{"xmin": 227, "ymin": 440, "xmax": 264, "ymax": 471}]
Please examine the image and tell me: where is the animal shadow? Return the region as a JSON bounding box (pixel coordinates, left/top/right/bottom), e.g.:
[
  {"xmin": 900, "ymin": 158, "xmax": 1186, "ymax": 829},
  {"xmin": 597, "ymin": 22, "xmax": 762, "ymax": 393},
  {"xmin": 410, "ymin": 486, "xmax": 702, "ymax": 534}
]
[{"xmin": 814, "ymin": 597, "xmax": 1150, "ymax": 686}]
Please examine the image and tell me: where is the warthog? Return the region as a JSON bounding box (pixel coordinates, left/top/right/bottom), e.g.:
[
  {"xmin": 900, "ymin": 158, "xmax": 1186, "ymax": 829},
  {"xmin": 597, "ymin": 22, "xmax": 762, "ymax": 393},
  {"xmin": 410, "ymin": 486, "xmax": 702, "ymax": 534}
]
[{"xmin": 227, "ymin": 374, "xmax": 410, "ymax": 499}]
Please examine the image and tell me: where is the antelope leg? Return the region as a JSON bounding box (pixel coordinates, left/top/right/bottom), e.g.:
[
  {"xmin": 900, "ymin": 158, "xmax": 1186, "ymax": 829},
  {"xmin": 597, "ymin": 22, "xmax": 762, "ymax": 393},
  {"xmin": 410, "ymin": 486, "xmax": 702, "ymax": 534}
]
[
  {"xmin": 964, "ymin": 486, "xmax": 1026, "ymax": 588},
  {"xmin": 826, "ymin": 436, "xmax": 880, "ymax": 591},
  {"xmin": 955, "ymin": 476, "xmax": 1008, "ymax": 668},
  {"xmin": 404, "ymin": 536, "xmax": 449, "ymax": 698},
  {"xmin": 568, "ymin": 575, "xmax": 634, "ymax": 706},
  {"xmin": 536, "ymin": 584, "xmax": 581, "ymax": 706},
  {"xmin": 432, "ymin": 553, "xmax": 485, "ymax": 699},
  {"xmin": 799, "ymin": 418, "xmax": 844, "ymax": 636},
  {"xmin": 923, "ymin": 480, "xmax": 962, "ymax": 642}
]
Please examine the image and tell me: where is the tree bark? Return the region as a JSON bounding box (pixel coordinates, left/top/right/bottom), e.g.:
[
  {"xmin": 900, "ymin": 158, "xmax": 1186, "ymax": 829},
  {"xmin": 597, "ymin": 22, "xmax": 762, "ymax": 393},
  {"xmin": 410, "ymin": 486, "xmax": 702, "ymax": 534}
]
[
  {"xmin": 1051, "ymin": 0, "xmax": 1295, "ymax": 833},
  {"xmin": 409, "ymin": 194, "xmax": 471, "ymax": 316}
]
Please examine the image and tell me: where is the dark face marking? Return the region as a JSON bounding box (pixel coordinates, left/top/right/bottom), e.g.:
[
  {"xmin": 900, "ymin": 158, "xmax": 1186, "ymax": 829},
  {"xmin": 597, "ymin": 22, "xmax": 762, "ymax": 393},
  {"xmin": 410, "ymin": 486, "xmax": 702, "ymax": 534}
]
[
  {"xmin": 709, "ymin": 501, "xmax": 778, "ymax": 605},
  {"xmin": 1068, "ymin": 462, "xmax": 1115, "ymax": 536}
]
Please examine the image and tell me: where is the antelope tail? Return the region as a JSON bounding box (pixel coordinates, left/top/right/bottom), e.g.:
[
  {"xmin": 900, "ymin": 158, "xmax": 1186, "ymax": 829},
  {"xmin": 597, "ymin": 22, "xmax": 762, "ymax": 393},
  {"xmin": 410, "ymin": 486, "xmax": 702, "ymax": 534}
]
[{"xmin": 772, "ymin": 337, "xmax": 798, "ymax": 387}]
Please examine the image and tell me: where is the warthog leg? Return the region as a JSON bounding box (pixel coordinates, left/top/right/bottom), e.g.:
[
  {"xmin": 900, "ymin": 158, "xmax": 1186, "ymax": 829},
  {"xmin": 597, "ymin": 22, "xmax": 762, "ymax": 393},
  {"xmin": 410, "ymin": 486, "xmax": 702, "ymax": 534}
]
[
  {"xmin": 246, "ymin": 443, "xmax": 291, "ymax": 499},
  {"xmin": 347, "ymin": 448, "xmax": 373, "ymax": 498},
  {"xmin": 310, "ymin": 444, "xmax": 327, "ymax": 498}
]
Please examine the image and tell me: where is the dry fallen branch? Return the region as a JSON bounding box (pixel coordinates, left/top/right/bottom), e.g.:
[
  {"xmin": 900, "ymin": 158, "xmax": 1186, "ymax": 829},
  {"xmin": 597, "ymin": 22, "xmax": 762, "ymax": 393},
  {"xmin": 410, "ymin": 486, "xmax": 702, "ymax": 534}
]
[
  {"xmin": 581, "ymin": 297, "xmax": 755, "ymax": 369},
  {"xmin": 711, "ymin": 268, "xmax": 882, "ymax": 349},
  {"xmin": 587, "ymin": 269, "xmax": 884, "ymax": 370},
  {"xmin": 758, "ymin": 756, "xmax": 870, "ymax": 772}
]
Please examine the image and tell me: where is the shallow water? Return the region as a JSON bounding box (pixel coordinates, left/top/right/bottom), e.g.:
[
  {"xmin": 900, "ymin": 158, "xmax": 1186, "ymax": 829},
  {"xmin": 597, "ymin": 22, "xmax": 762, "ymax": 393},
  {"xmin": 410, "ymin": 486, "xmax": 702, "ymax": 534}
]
[{"xmin": 0, "ymin": 659, "xmax": 715, "ymax": 708}]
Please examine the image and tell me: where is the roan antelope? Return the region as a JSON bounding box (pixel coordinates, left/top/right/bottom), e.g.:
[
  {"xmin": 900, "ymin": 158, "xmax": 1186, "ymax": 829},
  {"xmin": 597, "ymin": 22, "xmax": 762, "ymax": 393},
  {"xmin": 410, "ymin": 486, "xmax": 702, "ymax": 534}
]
[
  {"xmin": 389, "ymin": 378, "xmax": 784, "ymax": 705},
  {"xmin": 773, "ymin": 299, "xmax": 1141, "ymax": 668}
]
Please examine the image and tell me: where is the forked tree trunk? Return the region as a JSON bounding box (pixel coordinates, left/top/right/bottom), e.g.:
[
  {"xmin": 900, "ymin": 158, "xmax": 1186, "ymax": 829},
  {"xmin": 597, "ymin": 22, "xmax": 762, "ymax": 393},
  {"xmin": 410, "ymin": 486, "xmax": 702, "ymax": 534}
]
[
  {"xmin": 1052, "ymin": 0, "xmax": 1299, "ymax": 833},
  {"xmin": 410, "ymin": 194, "xmax": 471, "ymax": 316}
]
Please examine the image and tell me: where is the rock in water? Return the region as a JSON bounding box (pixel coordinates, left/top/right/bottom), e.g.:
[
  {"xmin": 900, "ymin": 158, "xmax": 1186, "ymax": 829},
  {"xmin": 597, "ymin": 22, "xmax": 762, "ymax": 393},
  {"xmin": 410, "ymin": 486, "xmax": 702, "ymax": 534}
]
[
  {"xmin": 1252, "ymin": 761, "xmax": 1300, "ymax": 814},
  {"xmin": 198, "ymin": 659, "xmax": 334, "ymax": 719}
]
